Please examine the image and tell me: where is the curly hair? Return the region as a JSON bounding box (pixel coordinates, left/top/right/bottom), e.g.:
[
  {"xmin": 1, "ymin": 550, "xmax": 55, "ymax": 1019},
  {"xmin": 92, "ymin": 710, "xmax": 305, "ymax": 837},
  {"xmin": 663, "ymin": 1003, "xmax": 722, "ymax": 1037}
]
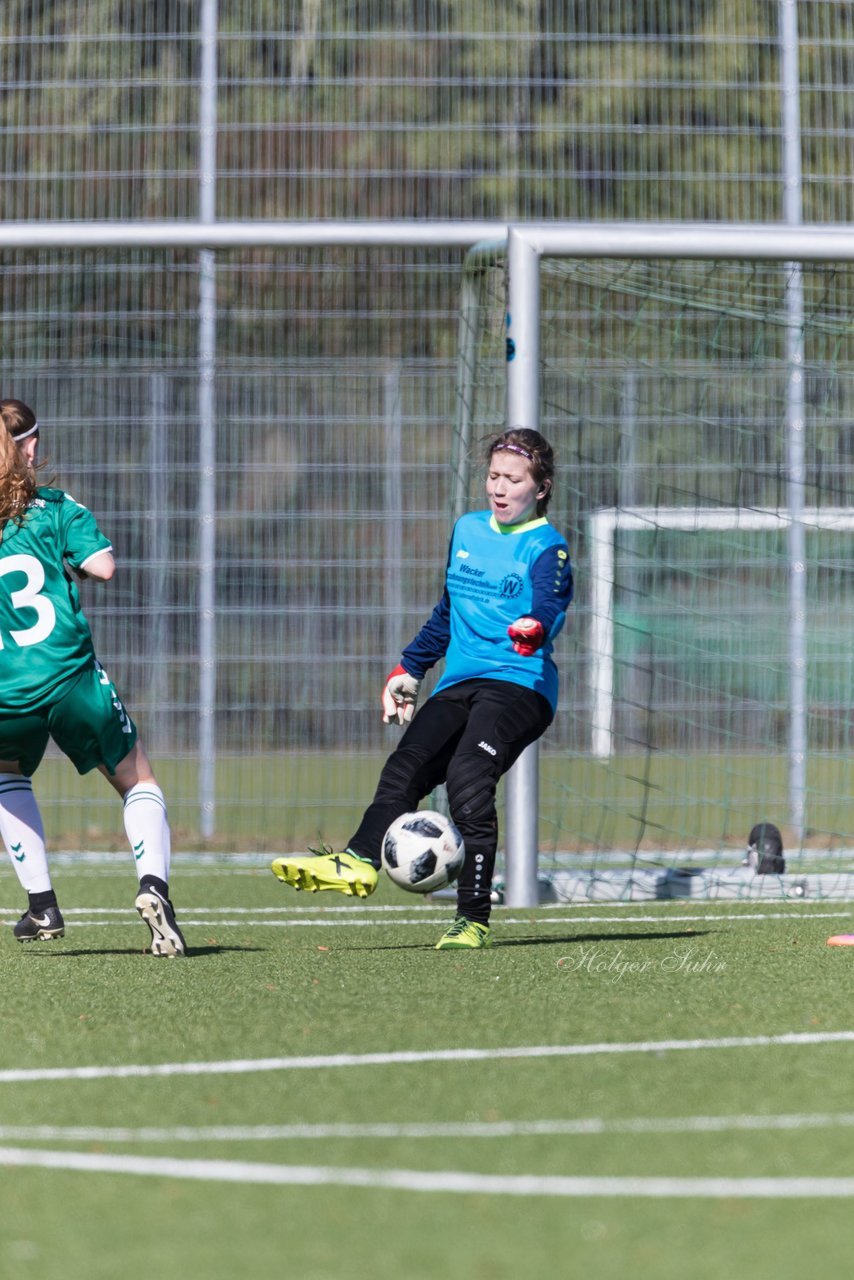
[
  {"xmin": 486, "ymin": 427, "xmax": 555, "ymax": 516},
  {"xmin": 0, "ymin": 399, "xmax": 40, "ymax": 531}
]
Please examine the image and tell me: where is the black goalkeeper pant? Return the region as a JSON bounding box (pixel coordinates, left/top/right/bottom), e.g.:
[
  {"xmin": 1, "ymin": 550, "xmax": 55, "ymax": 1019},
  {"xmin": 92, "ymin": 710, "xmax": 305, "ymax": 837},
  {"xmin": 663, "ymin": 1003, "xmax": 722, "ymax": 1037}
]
[{"xmin": 348, "ymin": 678, "xmax": 553, "ymax": 924}]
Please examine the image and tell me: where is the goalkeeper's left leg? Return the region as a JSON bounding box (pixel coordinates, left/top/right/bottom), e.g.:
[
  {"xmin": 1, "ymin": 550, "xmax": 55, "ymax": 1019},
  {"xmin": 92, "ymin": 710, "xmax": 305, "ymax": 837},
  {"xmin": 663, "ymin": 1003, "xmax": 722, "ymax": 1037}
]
[
  {"xmin": 344, "ymin": 697, "xmax": 465, "ymax": 864},
  {"xmin": 272, "ymin": 698, "xmax": 462, "ymax": 897},
  {"xmin": 271, "ymin": 848, "xmax": 379, "ymax": 898}
]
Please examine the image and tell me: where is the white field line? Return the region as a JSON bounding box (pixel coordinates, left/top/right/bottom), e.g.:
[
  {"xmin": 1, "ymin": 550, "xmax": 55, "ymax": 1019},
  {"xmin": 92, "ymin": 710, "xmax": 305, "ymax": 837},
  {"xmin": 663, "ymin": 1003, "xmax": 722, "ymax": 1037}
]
[
  {"xmin": 30, "ymin": 913, "xmax": 850, "ymax": 929},
  {"xmin": 4, "ymin": 864, "xmax": 854, "ymax": 882},
  {"xmin": 1, "ymin": 1111, "xmax": 854, "ymax": 1144},
  {"xmin": 0, "ymin": 1147, "xmax": 853, "ymax": 1197},
  {"xmin": 1, "ymin": 1030, "xmax": 853, "ymax": 1085},
  {"xmin": 1, "ymin": 911, "xmax": 850, "ymax": 930},
  {"xmin": 4, "ymin": 849, "xmax": 854, "ymax": 864},
  {"xmin": 50, "ymin": 905, "xmax": 459, "ymax": 915},
  {"xmin": 20, "ymin": 903, "xmax": 853, "ymax": 915}
]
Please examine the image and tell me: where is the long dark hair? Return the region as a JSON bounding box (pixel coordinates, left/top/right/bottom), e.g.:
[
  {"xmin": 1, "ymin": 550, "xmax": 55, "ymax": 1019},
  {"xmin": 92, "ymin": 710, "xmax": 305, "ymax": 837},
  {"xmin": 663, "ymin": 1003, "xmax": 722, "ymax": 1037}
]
[
  {"xmin": 0, "ymin": 399, "xmax": 40, "ymax": 530},
  {"xmin": 486, "ymin": 428, "xmax": 555, "ymax": 516}
]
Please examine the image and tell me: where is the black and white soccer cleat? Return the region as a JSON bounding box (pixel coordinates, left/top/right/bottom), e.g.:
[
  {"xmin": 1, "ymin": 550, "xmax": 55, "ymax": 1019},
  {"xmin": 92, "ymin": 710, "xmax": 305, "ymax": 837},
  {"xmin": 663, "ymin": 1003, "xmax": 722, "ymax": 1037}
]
[
  {"xmin": 13, "ymin": 905, "xmax": 65, "ymax": 942},
  {"xmin": 135, "ymin": 887, "xmax": 186, "ymax": 957}
]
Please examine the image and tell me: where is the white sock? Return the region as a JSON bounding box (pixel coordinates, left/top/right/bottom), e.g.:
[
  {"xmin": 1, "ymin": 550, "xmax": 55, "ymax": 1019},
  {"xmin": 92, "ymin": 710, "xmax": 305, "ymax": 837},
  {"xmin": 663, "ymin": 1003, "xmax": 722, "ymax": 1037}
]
[
  {"xmin": 0, "ymin": 774, "xmax": 52, "ymax": 895},
  {"xmin": 123, "ymin": 782, "xmax": 171, "ymax": 884}
]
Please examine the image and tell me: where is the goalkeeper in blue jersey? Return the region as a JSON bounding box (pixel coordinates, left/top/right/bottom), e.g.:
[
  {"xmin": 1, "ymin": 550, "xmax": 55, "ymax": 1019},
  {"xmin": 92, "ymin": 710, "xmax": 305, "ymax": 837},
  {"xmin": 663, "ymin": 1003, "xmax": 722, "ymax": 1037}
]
[
  {"xmin": 0, "ymin": 399, "xmax": 185, "ymax": 956},
  {"xmin": 272, "ymin": 427, "xmax": 573, "ymax": 949}
]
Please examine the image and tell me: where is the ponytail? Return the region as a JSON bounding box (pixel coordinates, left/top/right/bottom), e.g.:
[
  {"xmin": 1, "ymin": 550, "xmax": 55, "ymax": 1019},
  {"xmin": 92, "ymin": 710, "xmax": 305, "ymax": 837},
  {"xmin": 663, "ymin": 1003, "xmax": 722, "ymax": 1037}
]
[{"xmin": 0, "ymin": 399, "xmax": 40, "ymax": 531}]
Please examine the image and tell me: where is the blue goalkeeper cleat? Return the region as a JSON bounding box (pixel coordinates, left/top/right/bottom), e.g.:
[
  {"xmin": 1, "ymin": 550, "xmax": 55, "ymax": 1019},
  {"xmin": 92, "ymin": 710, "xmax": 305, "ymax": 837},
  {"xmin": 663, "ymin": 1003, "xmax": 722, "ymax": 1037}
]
[
  {"xmin": 271, "ymin": 847, "xmax": 378, "ymax": 899},
  {"xmin": 435, "ymin": 916, "xmax": 492, "ymax": 950}
]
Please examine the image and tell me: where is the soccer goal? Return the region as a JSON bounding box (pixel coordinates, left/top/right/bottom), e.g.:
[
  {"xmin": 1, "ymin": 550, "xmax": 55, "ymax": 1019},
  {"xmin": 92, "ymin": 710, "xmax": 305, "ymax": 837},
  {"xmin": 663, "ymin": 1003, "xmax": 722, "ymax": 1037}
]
[{"xmin": 454, "ymin": 223, "xmax": 854, "ymax": 903}]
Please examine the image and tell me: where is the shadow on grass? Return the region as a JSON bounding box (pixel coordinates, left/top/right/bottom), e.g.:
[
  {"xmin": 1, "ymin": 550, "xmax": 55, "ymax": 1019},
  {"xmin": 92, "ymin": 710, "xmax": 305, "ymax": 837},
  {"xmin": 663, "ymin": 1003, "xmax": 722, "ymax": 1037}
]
[
  {"xmin": 495, "ymin": 929, "xmax": 714, "ymax": 948},
  {"xmin": 335, "ymin": 928, "xmax": 714, "ymax": 953}
]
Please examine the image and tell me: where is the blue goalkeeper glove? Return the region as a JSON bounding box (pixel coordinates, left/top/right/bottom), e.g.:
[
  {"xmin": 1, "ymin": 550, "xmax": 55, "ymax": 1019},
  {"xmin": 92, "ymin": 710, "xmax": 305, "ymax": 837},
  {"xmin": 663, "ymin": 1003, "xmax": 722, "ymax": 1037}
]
[
  {"xmin": 381, "ymin": 664, "xmax": 422, "ymax": 725},
  {"xmin": 507, "ymin": 616, "xmax": 546, "ymax": 657}
]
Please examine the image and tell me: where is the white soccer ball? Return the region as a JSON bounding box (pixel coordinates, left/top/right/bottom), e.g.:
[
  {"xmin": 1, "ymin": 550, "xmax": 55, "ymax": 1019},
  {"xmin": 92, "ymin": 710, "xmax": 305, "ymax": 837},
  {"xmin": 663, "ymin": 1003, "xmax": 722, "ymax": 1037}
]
[{"xmin": 381, "ymin": 810, "xmax": 465, "ymax": 894}]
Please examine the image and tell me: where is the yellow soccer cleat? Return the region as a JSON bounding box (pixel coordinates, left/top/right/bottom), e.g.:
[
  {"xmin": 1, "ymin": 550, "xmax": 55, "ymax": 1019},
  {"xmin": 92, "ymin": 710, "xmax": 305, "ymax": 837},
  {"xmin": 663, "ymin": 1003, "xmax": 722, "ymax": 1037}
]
[
  {"xmin": 435, "ymin": 916, "xmax": 492, "ymax": 950},
  {"xmin": 271, "ymin": 847, "xmax": 378, "ymax": 899}
]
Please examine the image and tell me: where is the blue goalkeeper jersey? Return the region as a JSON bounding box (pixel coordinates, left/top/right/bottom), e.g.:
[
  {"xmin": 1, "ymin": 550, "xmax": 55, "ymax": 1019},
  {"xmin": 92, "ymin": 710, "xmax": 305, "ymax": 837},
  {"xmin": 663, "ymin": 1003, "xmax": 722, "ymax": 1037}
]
[{"xmin": 400, "ymin": 510, "xmax": 573, "ymax": 712}]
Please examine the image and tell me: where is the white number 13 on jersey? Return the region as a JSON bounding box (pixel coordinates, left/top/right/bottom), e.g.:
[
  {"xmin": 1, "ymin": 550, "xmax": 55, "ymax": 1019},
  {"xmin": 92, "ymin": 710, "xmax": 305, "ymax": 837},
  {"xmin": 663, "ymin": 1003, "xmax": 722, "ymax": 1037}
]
[{"xmin": 0, "ymin": 554, "xmax": 57, "ymax": 648}]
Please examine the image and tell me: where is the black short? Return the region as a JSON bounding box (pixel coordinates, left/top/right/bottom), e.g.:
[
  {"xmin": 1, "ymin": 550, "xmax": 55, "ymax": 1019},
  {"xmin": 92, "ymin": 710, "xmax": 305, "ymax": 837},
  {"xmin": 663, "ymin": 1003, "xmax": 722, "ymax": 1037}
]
[
  {"xmin": 407, "ymin": 678, "xmax": 554, "ymax": 784},
  {"xmin": 348, "ymin": 678, "xmax": 553, "ymax": 861}
]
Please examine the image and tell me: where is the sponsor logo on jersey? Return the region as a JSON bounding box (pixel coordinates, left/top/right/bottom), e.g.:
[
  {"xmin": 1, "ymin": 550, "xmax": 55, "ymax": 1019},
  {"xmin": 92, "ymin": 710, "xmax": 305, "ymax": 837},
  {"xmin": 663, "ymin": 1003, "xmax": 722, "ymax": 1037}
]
[
  {"xmin": 478, "ymin": 740, "xmax": 497, "ymax": 756},
  {"xmin": 499, "ymin": 572, "xmax": 524, "ymax": 599}
]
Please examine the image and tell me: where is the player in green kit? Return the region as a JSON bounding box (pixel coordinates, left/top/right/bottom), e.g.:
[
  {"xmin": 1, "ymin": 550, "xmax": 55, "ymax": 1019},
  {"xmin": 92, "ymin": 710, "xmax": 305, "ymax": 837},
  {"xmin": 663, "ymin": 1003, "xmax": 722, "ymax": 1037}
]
[{"xmin": 0, "ymin": 399, "xmax": 186, "ymax": 956}]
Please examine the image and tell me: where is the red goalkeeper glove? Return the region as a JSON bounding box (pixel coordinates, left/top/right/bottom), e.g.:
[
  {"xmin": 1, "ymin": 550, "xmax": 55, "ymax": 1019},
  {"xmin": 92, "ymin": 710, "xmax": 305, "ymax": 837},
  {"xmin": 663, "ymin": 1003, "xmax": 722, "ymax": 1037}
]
[
  {"xmin": 381, "ymin": 664, "xmax": 422, "ymax": 725},
  {"xmin": 507, "ymin": 616, "xmax": 546, "ymax": 657}
]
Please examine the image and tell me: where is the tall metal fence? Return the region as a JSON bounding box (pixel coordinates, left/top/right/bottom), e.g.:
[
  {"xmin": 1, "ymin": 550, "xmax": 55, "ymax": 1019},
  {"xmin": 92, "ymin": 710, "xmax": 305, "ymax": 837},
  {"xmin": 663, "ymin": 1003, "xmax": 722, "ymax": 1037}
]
[
  {"xmin": 3, "ymin": 2, "xmax": 853, "ymax": 224},
  {"xmin": 2, "ymin": 3, "xmax": 853, "ymax": 856}
]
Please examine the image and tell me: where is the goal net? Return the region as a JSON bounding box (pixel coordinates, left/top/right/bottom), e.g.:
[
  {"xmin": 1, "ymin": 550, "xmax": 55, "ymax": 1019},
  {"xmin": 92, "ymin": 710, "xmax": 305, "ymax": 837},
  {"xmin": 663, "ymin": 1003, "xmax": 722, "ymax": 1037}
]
[{"xmin": 456, "ymin": 249, "xmax": 854, "ymax": 899}]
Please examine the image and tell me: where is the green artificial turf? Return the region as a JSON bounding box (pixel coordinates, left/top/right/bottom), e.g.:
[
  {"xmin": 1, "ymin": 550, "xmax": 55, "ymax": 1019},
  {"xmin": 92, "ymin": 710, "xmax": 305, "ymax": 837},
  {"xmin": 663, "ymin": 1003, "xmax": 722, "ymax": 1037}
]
[{"xmin": 0, "ymin": 862, "xmax": 852, "ymax": 1279}]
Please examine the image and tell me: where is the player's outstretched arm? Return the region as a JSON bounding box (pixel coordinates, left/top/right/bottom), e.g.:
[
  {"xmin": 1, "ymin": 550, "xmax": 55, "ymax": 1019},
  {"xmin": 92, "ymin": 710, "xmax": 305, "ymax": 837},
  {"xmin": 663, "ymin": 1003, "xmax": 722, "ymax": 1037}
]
[{"xmin": 75, "ymin": 549, "xmax": 115, "ymax": 582}]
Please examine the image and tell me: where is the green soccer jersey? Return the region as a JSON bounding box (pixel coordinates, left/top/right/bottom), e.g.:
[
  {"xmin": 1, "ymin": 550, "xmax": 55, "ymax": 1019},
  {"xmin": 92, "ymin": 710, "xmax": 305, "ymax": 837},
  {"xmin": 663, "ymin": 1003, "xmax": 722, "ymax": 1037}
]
[{"xmin": 0, "ymin": 486, "xmax": 112, "ymax": 711}]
